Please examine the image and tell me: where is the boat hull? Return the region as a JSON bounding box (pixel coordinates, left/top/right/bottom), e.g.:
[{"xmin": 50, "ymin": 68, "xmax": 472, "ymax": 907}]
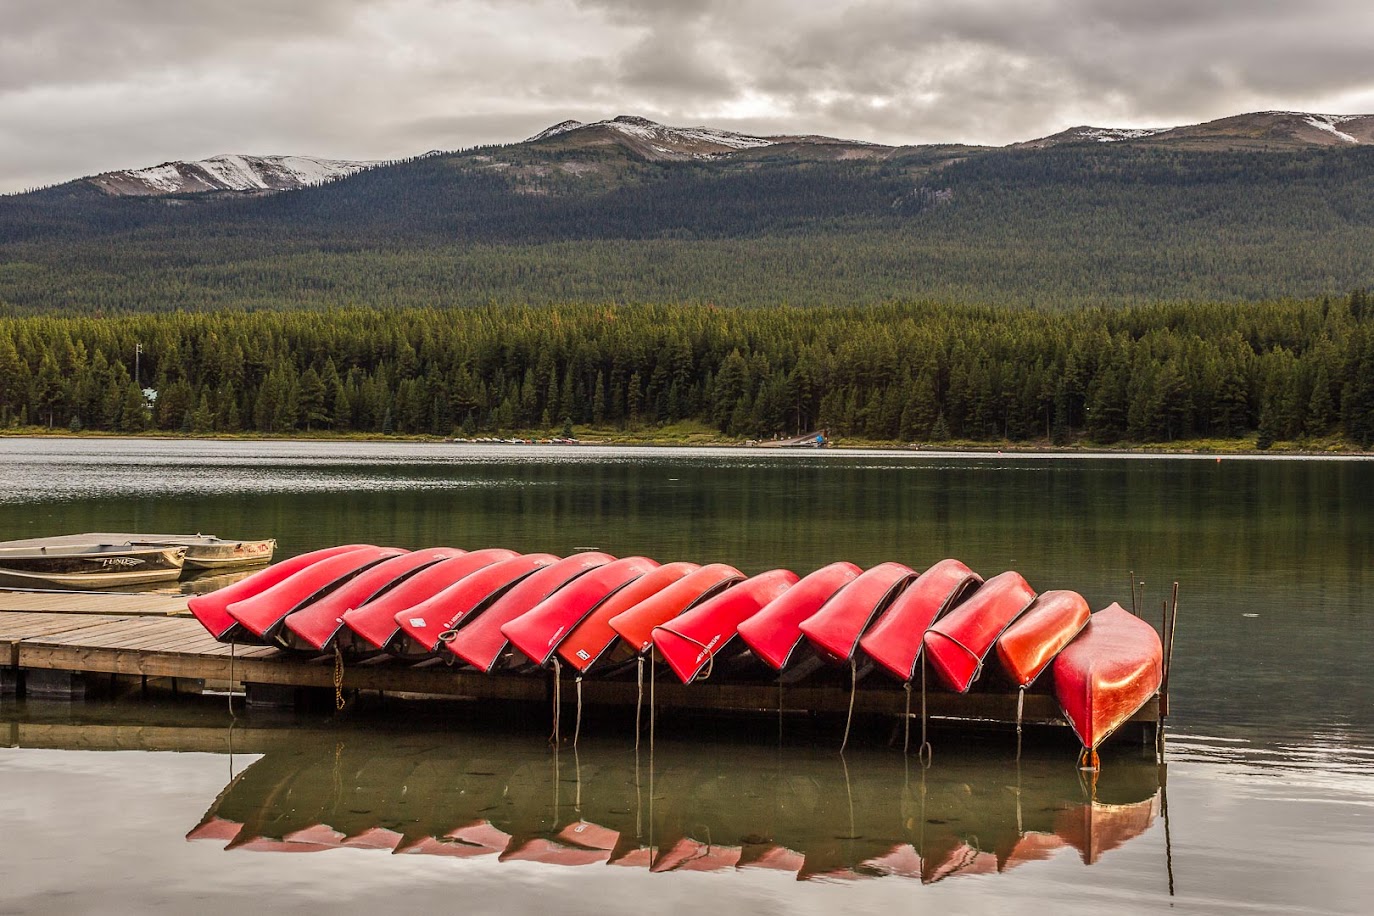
[
  {"xmin": 737, "ymin": 561, "xmax": 861, "ymax": 671},
  {"xmin": 923, "ymin": 571, "xmax": 1037, "ymax": 693},
  {"xmin": 653, "ymin": 569, "xmax": 799, "ymax": 684},
  {"xmin": 860, "ymin": 558, "xmax": 982, "ymax": 682},
  {"xmin": 607, "ymin": 563, "xmax": 743, "ymax": 654},
  {"xmin": 394, "ymin": 553, "xmax": 559, "ymax": 654},
  {"xmin": 798, "ymin": 562, "xmax": 916, "ymax": 666},
  {"xmin": 502, "ymin": 557, "xmax": 659, "ymax": 667},
  {"xmin": 994, "ymin": 589, "xmax": 1091, "ymax": 688},
  {"xmin": 556, "ymin": 562, "xmax": 699, "ymax": 672},
  {"xmin": 1052, "ymin": 603, "xmax": 1163, "ymax": 749},
  {"xmin": 0, "ymin": 545, "xmax": 186, "ymax": 590},
  {"xmin": 227, "ymin": 546, "xmax": 406, "ymax": 641}
]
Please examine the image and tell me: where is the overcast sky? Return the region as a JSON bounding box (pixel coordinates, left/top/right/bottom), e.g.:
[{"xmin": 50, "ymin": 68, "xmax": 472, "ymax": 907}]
[{"xmin": 4, "ymin": 0, "xmax": 1374, "ymax": 193}]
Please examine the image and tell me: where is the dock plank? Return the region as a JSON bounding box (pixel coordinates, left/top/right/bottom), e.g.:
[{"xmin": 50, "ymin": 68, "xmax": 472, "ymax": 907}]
[{"xmin": 0, "ymin": 590, "xmax": 189, "ymax": 617}]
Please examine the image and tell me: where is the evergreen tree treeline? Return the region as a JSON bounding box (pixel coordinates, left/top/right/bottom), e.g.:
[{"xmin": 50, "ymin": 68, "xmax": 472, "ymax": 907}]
[{"xmin": 1, "ymin": 294, "xmax": 1372, "ymax": 445}]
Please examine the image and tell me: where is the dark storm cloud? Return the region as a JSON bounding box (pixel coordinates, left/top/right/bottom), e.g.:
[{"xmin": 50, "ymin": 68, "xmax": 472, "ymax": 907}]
[{"xmin": 3, "ymin": 0, "xmax": 1373, "ymax": 192}]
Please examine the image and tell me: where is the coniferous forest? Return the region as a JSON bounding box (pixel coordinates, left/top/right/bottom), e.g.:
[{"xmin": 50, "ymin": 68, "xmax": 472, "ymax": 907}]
[{"xmin": 2, "ymin": 295, "xmax": 1372, "ymax": 447}]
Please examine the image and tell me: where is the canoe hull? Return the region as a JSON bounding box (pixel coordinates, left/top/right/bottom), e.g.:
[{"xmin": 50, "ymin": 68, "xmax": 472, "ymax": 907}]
[
  {"xmin": 607, "ymin": 563, "xmax": 743, "ymax": 655},
  {"xmin": 1052, "ymin": 603, "xmax": 1163, "ymax": 749},
  {"xmin": 394, "ymin": 553, "xmax": 559, "ymax": 655},
  {"xmin": 798, "ymin": 562, "xmax": 916, "ymax": 666},
  {"xmin": 737, "ymin": 562, "xmax": 861, "ymax": 671},
  {"xmin": 227, "ymin": 546, "xmax": 406, "ymax": 641},
  {"xmin": 994, "ymin": 589, "xmax": 1091, "ymax": 688},
  {"xmin": 923, "ymin": 571, "xmax": 1037, "ymax": 693},
  {"xmin": 860, "ymin": 558, "xmax": 982, "ymax": 682},
  {"xmin": 653, "ymin": 569, "xmax": 800, "ymax": 684},
  {"xmin": 557, "ymin": 562, "xmax": 700, "ymax": 672}
]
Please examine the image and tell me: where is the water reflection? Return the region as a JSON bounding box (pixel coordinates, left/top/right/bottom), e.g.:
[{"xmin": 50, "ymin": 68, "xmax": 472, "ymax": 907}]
[{"xmin": 189, "ymin": 736, "xmax": 1162, "ymax": 884}]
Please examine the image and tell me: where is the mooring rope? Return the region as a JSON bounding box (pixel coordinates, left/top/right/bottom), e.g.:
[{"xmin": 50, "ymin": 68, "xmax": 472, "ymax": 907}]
[
  {"xmin": 228, "ymin": 638, "xmax": 238, "ymax": 720},
  {"xmin": 634, "ymin": 654, "xmax": 645, "ymax": 751},
  {"xmin": 918, "ymin": 659, "xmax": 933, "ymax": 767},
  {"xmin": 573, "ymin": 675, "xmax": 584, "ymax": 748},
  {"xmin": 1015, "ymin": 686, "xmax": 1025, "ymax": 762},
  {"xmin": 903, "ymin": 682, "xmax": 912, "ymax": 755},
  {"xmin": 549, "ymin": 657, "xmax": 562, "ymax": 746},
  {"xmin": 332, "ymin": 643, "xmax": 346, "ymax": 711},
  {"xmin": 925, "ymin": 630, "xmax": 984, "ymax": 685},
  {"xmin": 839, "ymin": 657, "xmax": 858, "ymax": 753},
  {"xmin": 659, "ymin": 627, "xmax": 715, "ymax": 682}
]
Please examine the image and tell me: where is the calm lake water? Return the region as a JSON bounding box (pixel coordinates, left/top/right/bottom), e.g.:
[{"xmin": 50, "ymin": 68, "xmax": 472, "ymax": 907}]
[{"xmin": 1, "ymin": 437, "xmax": 1372, "ymax": 914}]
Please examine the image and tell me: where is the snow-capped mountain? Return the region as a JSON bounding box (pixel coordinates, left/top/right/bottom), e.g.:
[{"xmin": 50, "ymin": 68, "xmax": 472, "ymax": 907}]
[
  {"xmin": 1021, "ymin": 111, "xmax": 1374, "ymax": 149},
  {"xmin": 527, "ymin": 115, "xmax": 777, "ymax": 160},
  {"xmin": 87, "ymin": 154, "xmax": 377, "ymax": 197}
]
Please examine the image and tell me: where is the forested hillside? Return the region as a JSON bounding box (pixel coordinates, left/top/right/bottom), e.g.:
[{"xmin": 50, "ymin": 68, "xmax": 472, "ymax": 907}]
[
  {"xmin": 2, "ymin": 139, "xmax": 1374, "ymax": 310},
  {"xmin": 2, "ymin": 295, "xmax": 1371, "ymax": 447}
]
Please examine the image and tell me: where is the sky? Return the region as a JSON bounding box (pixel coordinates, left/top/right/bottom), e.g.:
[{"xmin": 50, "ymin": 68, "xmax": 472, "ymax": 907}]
[{"xmin": 3, "ymin": 0, "xmax": 1374, "ymax": 193}]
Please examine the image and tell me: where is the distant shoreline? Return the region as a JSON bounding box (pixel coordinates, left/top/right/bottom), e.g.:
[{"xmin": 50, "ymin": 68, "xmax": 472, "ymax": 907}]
[{"xmin": 2, "ymin": 429, "xmax": 1369, "ymax": 459}]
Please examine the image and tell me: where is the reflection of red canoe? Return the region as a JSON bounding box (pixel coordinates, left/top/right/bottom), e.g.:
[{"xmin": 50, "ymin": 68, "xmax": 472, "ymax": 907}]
[
  {"xmin": 341, "ymin": 549, "xmax": 518, "ymax": 650},
  {"xmin": 501, "ymin": 556, "xmax": 660, "ymax": 666},
  {"xmin": 557, "ymin": 562, "xmax": 700, "ymax": 672},
  {"xmin": 1052, "ymin": 603, "xmax": 1163, "ymax": 749},
  {"xmin": 1054, "ymin": 795, "xmax": 1159, "ymax": 864},
  {"xmin": 281, "ymin": 548, "xmax": 463, "ymax": 650},
  {"xmin": 923, "ymin": 571, "xmax": 1037, "ymax": 692},
  {"xmin": 652, "ymin": 569, "xmax": 799, "ymax": 684},
  {"xmin": 392, "ymin": 553, "xmax": 558, "ymax": 654},
  {"xmin": 861, "ymin": 558, "xmax": 982, "ymax": 682},
  {"xmin": 189, "ymin": 544, "xmax": 373, "ymax": 641},
  {"xmin": 445, "ymin": 553, "xmax": 615, "ymax": 672},
  {"xmin": 994, "ymin": 589, "xmax": 1090, "ymax": 687},
  {"xmin": 608, "ymin": 563, "xmax": 743, "ymax": 654},
  {"xmin": 798, "ymin": 562, "xmax": 916, "ymax": 665},
  {"xmin": 651, "ymin": 837, "xmax": 742, "ymax": 872},
  {"xmin": 227, "ymin": 546, "xmax": 406, "ymax": 641},
  {"xmin": 737, "ymin": 561, "xmax": 861, "ymax": 670}
]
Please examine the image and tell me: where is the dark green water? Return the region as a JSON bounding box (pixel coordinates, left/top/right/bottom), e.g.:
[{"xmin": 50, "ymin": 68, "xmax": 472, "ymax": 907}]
[{"xmin": 1, "ymin": 438, "xmax": 1371, "ymax": 913}]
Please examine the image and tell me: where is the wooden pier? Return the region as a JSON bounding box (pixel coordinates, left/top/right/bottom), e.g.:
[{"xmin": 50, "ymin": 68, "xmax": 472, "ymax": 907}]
[{"xmin": 0, "ymin": 589, "xmax": 1159, "ymax": 738}]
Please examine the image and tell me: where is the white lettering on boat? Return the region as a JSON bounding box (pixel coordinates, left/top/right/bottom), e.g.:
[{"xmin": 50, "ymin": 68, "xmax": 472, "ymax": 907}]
[
  {"xmin": 97, "ymin": 557, "xmax": 144, "ymax": 568},
  {"xmin": 409, "ymin": 618, "xmax": 426, "ymax": 628}
]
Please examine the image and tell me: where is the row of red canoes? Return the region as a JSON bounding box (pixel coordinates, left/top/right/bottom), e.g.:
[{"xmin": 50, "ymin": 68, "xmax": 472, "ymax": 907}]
[{"xmin": 188, "ymin": 545, "xmax": 1164, "ymax": 749}]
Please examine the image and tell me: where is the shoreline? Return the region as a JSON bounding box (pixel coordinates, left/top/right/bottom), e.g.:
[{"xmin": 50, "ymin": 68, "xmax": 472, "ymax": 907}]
[{"xmin": 2, "ymin": 428, "xmax": 1369, "ymax": 459}]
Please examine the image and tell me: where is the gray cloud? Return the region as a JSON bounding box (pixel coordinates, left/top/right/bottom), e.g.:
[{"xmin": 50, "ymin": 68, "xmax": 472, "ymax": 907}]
[{"xmin": 3, "ymin": 0, "xmax": 1374, "ymax": 192}]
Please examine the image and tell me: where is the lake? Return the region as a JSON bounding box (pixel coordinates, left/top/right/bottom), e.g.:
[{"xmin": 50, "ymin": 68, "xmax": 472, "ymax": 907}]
[{"xmin": 1, "ymin": 437, "xmax": 1371, "ymax": 914}]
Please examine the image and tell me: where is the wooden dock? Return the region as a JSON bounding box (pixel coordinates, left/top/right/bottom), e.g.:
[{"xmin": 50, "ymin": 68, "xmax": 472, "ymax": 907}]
[{"xmin": 0, "ymin": 590, "xmax": 1159, "ymax": 738}]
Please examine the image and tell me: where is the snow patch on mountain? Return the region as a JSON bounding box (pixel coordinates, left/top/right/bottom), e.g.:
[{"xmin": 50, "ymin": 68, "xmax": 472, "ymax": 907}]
[
  {"xmin": 1302, "ymin": 114, "xmax": 1360, "ymax": 143},
  {"xmin": 89, "ymin": 154, "xmax": 376, "ymax": 196},
  {"xmin": 528, "ymin": 115, "xmax": 775, "ymax": 156},
  {"xmin": 1071, "ymin": 127, "xmax": 1170, "ymax": 143}
]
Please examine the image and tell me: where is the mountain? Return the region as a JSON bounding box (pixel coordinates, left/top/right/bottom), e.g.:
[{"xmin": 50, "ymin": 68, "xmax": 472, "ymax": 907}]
[
  {"xmin": 80, "ymin": 154, "xmax": 376, "ymax": 197},
  {"xmin": 2, "ymin": 110, "xmax": 1373, "ymax": 312}
]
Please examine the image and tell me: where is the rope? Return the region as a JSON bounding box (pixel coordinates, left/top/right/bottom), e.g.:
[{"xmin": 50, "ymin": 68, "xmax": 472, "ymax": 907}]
[
  {"xmin": 634, "ymin": 655, "xmax": 645, "ymax": 751},
  {"xmin": 549, "ymin": 657, "xmax": 562, "ymax": 746},
  {"xmin": 918, "ymin": 659, "xmax": 932, "ymax": 767},
  {"xmin": 839, "ymin": 657, "xmax": 858, "ymax": 753},
  {"xmin": 573, "ymin": 675, "xmax": 583, "ymax": 748},
  {"xmin": 925, "ymin": 629, "xmax": 984, "ymax": 686},
  {"xmin": 903, "ymin": 682, "xmax": 912, "ymax": 755},
  {"xmin": 657, "ymin": 627, "xmax": 716, "ymax": 682},
  {"xmin": 1015, "ymin": 686, "xmax": 1025, "ymax": 761},
  {"xmin": 332, "ymin": 643, "xmax": 346, "ymax": 711},
  {"xmin": 228, "ymin": 639, "xmax": 238, "ymax": 720}
]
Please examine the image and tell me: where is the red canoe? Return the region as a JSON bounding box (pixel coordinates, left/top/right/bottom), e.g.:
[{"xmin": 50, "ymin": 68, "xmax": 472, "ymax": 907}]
[
  {"xmin": 860, "ymin": 558, "xmax": 983, "ymax": 682},
  {"xmin": 652, "ymin": 569, "xmax": 799, "ymax": 684},
  {"xmin": 226, "ymin": 546, "xmax": 406, "ymax": 641},
  {"xmin": 798, "ymin": 562, "xmax": 917, "ymax": 665},
  {"xmin": 445, "ymin": 552, "xmax": 616, "ymax": 672},
  {"xmin": 500, "ymin": 556, "xmax": 661, "ymax": 667},
  {"xmin": 994, "ymin": 589, "xmax": 1091, "ymax": 687},
  {"xmin": 280, "ymin": 548, "xmax": 464, "ymax": 650},
  {"xmin": 922, "ymin": 570, "xmax": 1037, "ymax": 692},
  {"xmin": 340, "ymin": 548, "xmax": 518, "ymax": 650},
  {"xmin": 736, "ymin": 562, "xmax": 861, "ymax": 670},
  {"xmin": 188, "ymin": 544, "xmax": 374, "ymax": 641},
  {"xmin": 393, "ymin": 553, "xmax": 560, "ymax": 654},
  {"xmin": 1052, "ymin": 603, "xmax": 1163, "ymax": 749},
  {"xmin": 608, "ymin": 563, "xmax": 744, "ymax": 654},
  {"xmin": 556, "ymin": 562, "xmax": 700, "ymax": 672}
]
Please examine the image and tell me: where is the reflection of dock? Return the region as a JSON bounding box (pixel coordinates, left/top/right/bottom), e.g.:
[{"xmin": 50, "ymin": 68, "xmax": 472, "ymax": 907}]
[{"xmin": 0, "ymin": 593, "xmax": 1157, "ymax": 740}]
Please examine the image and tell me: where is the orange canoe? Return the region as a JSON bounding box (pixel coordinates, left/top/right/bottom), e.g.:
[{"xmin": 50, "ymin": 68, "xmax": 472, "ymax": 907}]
[
  {"xmin": 340, "ymin": 548, "xmax": 518, "ymax": 651},
  {"xmin": 392, "ymin": 553, "xmax": 560, "ymax": 654},
  {"xmin": 652, "ymin": 569, "xmax": 799, "ymax": 684},
  {"xmin": 798, "ymin": 562, "xmax": 917, "ymax": 665},
  {"xmin": 994, "ymin": 589, "xmax": 1090, "ymax": 687},
  {"xmin": 1052, "ymin": 603, "xmax": 1162, "ymax": 749},
  {"xmin": 501, "ymin": 556, "xmax": 660, "ymax": 667},
  {"xmin": 227, "ymin": 546, "xmax": 406, "ymax": 641},
  {"xmin": 607, "ymin": 563, "xmax": 744, "ymax": 654},
  {"xmin": 557, "ymin": 562, "xmax": 700, "ymax": 672},
  {"xmin": 922, "ymin": 570, "xmax": 1037, "ymax": 692},
  {"xmin": 737, "ymin": 561, "xmax": 861, "ymax": 670},
  {"xmin": 860, "ymin": 558, "xmax": 982, "ymax": 682},
  {"xmin": 189, "ymin": 544, "xmax": 373, "ymax": 641},
  {"xmin": 281, "ymin": 548, "xmax": 464, "ymax": 650},
  {"xmin": 444, "ymin": 552, "xmax": 615, "ymax": 672}
]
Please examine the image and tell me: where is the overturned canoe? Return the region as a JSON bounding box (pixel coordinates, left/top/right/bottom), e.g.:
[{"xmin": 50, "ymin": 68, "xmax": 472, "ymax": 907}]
[
  {"xmin": 798, "ymin": 562, "xmax": 917, "ymax": 666},
  {"xmin": 501, "ymin": 556, "xmax": 660, "ymax": 667},
  {"xmin": 923, "ymin": 571, "xmax": 1037, "ymax": 693},
  {"xmin": 445, "ymin": 553, "xmax": 616, "ymax": 672},
  {"xmin": 340, "ymin": 549, "xmax": 515, "ymax": 650},
  {"xmin": 860, "ymin": 558, "xmax": 982, "ymax": 682},
  {"xmin": 994, "ymin": 589, "xmax": 1091, "ymax": 688},
  {"xmin": 189, "ymin": 545, "xmax": 373, "ymax": 641},
  {"xmin": 608, "ymin": 563, "xmax": 744, "ymax": 654},
  {"xmin": 227, "ymin": 546, "xmax": 406, "ymax": 642},
  {"xmin": 282, "ymin": 548, "xmax": 464, "ymax": 650},
  {"xmin": 737, "ymin": 561, "xmax": 861, "ymax": 671},
  {"xmin": 1052, "ymin": 603, "xmax": 1163, "ymax": 749},
  {"xmin": 653, "ymin": 569, "xmax": 799, "ymax": 684},
  {"xmin": 557, "ymin": 562, "xmax": 700, "ymax": 673},
  {"xmin": 394, "ymin": 553, "xmax": 559, "ymax": 654}
]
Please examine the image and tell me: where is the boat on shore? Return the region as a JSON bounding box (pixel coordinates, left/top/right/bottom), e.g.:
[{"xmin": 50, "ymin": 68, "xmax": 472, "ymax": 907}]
[
  {"xmin": 0, "ymin": 543, "xmax": 187, "ymax": 589},
  {"xmin": 0, "ymin": 533, "xmax": 275, "ymax": 571}
]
